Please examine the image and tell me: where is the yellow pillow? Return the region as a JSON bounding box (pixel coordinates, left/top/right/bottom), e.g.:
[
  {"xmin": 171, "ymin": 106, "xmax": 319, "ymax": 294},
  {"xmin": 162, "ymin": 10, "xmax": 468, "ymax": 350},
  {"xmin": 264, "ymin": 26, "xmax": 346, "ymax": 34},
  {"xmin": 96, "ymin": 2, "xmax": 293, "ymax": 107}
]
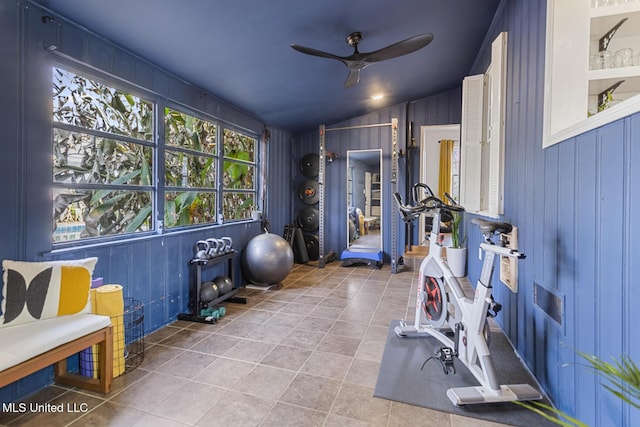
[{"xmin": 1, "ymin": 257, "xmax": 97, "ymax": 328}]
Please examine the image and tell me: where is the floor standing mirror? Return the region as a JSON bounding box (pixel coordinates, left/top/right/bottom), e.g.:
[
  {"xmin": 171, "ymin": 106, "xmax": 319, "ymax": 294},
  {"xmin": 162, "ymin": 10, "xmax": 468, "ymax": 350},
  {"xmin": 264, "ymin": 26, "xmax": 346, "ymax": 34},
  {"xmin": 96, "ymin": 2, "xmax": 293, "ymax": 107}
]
[{"xmin": 341, "ymin": 149, "xmax": 383, "ymax": 267}]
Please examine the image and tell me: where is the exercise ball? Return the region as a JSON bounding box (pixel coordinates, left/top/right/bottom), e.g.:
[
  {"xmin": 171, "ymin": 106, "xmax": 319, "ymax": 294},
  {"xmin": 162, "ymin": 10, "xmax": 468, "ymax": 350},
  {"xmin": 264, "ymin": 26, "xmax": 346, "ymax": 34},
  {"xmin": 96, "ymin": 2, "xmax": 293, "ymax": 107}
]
[
  {"xmin": 214, "ymin": 275, "xmax": 233, "ymax": 295},
  {"xmin": 199, "ymin": 281, "xmax": 219, "ymax": 303},
  {"xmin": 243, "ymin": 233, "xmax": 294, "ymax": 286}
]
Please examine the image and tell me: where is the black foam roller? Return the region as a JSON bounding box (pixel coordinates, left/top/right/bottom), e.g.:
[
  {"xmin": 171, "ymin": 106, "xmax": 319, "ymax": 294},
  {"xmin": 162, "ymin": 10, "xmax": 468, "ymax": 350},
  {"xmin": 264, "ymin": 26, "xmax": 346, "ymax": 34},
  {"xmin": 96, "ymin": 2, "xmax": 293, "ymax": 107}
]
[{"xmin": 293, "ymin": 226, "xmax": 309, "ymax": 264}]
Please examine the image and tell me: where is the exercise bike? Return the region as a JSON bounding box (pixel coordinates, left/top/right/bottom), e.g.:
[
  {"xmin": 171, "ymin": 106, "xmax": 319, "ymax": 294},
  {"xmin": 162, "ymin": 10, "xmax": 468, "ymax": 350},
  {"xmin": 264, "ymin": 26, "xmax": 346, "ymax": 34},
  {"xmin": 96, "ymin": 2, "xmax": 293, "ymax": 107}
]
[{"xmin": 394, "ymin": 184, "xmax": 542, "ymax": 406}]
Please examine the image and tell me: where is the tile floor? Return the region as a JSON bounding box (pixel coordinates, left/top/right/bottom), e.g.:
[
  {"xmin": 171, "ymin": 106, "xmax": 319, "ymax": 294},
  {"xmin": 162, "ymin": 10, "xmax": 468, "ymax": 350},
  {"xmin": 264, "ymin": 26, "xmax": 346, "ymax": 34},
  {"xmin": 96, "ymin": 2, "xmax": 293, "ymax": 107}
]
[{"xmin": 1, "ymin": 261, "xmax": 511, "ymax": 427}]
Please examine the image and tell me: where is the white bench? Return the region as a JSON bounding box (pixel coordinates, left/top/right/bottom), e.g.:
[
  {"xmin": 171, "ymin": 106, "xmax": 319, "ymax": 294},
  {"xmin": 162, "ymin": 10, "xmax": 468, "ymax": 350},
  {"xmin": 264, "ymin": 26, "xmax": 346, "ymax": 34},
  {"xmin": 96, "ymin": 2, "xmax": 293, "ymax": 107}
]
[
  {"xmin": 0, "ymin": 314, "xmax": 113, "ymax": 394},
  {"xmin": 1, "ymin": 257, "xmax": 114, "ymax": 394}
]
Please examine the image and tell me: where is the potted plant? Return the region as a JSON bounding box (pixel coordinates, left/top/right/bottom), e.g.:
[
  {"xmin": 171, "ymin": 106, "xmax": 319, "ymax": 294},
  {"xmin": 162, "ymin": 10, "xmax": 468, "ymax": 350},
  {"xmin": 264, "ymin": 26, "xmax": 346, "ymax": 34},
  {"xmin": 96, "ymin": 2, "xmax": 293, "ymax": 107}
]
[{"xmin": 446, "ymin": 210, "xmax": 467, "ymax": 277}]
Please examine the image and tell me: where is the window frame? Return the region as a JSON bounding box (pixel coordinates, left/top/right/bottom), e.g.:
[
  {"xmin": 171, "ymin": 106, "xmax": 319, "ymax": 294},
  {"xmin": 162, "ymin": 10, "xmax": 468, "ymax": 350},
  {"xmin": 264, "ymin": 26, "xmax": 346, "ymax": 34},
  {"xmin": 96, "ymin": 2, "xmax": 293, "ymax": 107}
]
[
  {"xmin": 52, "ymin": 63, "xmax": 158, "ymax": 244},
  {"xmin": 220, "ymin": 126, "xmax": 259, "ymax": 222},
  {"xmin": 51, "ymin": 63, "xmax": 262, "ymax": 247}
]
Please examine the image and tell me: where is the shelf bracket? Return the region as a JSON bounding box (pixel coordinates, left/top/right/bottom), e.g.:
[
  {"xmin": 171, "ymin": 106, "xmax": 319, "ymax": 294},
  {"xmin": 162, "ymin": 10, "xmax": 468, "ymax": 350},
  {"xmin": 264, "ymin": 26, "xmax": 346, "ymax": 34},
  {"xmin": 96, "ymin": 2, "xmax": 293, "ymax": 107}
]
[
  {"xmin": 599, "ymin": 17, "xmax": 628, "ymax": 52},
  {"xmin": 598, "ymin": 80, "xmax": 625, "ymax": 109}
]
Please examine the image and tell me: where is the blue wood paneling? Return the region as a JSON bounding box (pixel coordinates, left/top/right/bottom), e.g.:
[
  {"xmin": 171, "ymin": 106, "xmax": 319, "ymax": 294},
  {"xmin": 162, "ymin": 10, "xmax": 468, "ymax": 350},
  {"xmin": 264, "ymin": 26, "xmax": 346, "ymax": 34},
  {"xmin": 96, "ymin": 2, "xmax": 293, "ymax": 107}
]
[{"xmin": 464, "ymin": 1, "xmax": 639, "ymax": 425}]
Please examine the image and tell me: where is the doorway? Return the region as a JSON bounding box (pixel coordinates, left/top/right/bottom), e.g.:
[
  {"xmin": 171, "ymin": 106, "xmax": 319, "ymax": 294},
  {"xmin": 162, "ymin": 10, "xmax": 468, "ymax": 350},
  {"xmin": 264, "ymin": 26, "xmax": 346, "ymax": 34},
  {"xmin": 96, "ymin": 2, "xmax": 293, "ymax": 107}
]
[{"xmin": 419, "ymin": 124, "xmax": 460, "ymax": 245}]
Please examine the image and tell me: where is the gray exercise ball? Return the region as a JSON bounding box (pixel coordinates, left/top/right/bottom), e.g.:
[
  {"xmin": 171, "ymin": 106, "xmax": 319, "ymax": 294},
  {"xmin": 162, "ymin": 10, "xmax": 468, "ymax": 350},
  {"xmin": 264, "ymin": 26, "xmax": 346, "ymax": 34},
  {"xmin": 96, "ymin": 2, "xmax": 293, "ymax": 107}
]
[{"xmin": 243, "ymin": 233, "xmax": 294, "ymax": 286}]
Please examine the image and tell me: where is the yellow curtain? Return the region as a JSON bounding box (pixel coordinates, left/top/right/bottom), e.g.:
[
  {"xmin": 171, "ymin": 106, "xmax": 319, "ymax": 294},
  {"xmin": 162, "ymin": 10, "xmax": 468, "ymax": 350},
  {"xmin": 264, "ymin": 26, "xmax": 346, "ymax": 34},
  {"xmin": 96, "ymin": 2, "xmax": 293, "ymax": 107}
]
[{"xmin": 438, "ymin": 139, "xmax": 454, "ymax": 201}]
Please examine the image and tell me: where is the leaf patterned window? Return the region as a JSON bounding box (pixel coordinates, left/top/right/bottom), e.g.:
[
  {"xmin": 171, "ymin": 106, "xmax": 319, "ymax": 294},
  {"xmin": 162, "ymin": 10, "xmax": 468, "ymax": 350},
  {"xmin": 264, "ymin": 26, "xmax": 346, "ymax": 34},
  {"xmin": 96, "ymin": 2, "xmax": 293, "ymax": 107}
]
[
  {"xmin": 222, "ymin": 129, "xmax": 257, "ymax": 220},
  {"xmin": 52, "ymin": 67, "xmax": 154, "ymax": 242},
  {"xmin": 164, "ymin": 108, "xmax": 218, "ymax": 228}
]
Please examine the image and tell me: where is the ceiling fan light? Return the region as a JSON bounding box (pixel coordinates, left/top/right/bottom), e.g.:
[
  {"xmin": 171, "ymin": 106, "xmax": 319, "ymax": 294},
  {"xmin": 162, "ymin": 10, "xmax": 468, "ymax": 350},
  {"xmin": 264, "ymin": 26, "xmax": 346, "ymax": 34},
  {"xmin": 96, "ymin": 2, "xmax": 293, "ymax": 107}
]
[{"xmin": 371, "ymin": 93, "xmax": 384, "ymax": 100}]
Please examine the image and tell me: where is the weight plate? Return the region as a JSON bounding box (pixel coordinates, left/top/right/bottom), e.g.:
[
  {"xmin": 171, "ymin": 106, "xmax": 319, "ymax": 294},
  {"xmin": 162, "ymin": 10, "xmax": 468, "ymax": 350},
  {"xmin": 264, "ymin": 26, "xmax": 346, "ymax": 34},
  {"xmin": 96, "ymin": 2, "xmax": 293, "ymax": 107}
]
[
  {"xmin": 297, "ymin": 206, "xmax": 319, "ymax": 232},
  {"xmin": 303, "ymin": 233, "xmax": 319, "ymax": 261},
  {"xmin": 299, "ymin": 153, "xmax": 320, "ymax": 178},
  {"xmin": 297, "ymin": 180, "xmax": 319, "ymax": 205}
]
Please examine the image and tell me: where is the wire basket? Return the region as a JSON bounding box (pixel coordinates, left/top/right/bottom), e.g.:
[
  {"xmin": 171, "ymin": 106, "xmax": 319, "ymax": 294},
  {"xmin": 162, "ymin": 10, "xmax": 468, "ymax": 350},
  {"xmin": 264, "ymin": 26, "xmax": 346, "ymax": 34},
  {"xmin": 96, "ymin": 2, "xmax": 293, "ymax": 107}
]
[
  {"xmin": 79, "ymin": 298, "xmax": 145, "ymax": 378},
  {"xmin": 120, "ymin": 298, "xmax": 144, "ymax": 373}
]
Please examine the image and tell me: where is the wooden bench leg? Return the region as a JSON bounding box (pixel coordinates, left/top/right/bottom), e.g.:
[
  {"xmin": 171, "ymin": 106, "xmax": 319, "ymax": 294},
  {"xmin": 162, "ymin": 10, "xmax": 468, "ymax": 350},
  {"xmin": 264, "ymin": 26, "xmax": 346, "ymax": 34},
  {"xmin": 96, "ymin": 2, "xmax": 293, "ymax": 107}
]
[{"xmin": 54, "ymin": 326, "xmax": 113, "ymax": 393}]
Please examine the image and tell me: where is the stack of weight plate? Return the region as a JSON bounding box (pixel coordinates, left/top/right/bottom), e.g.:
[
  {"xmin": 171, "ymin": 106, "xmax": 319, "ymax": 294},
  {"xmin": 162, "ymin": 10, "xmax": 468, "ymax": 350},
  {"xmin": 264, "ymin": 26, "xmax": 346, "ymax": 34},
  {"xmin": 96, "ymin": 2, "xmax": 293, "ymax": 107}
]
[{"xmin": 293, "ymin": 153, "xmax": 320, "ymax": 262}]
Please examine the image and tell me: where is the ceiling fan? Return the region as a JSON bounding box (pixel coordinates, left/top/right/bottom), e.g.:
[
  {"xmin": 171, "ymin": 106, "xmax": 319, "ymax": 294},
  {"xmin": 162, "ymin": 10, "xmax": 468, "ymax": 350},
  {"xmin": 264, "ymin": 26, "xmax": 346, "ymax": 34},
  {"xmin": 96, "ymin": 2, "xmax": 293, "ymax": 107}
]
[{"xmin": 291, "ymin": 31, "xmax": 433, "ymax": 88}]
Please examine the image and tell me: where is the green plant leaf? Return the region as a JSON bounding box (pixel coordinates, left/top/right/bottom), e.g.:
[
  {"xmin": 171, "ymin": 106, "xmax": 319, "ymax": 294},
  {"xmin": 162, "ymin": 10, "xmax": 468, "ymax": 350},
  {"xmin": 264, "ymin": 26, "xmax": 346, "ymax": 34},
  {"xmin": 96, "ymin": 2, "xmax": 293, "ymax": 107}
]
[
  {"xmin": 125, "ymin": 205, "xmax": 152, "ymax": 233},
  {"xmin": 89, "ymin": 170, "xmax": 141, "ymax": 204},
  {"xmin": 512, "ymin": 401, "xmax": 587, "ymax": 427}
]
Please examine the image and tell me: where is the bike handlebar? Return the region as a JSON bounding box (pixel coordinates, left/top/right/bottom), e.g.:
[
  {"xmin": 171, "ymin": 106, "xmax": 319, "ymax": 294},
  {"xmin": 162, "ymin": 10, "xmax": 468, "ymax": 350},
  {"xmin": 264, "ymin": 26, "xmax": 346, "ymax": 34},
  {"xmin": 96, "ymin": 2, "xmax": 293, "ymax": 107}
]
[{"xmin": 394, "ymin": 184, "xmax": 464, "ymax": 223}]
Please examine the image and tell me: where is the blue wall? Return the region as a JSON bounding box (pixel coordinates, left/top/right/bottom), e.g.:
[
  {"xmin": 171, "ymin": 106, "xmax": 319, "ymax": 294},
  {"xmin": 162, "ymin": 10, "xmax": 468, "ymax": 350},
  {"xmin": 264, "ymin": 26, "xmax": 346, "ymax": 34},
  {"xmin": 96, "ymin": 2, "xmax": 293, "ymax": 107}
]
[
  {"xmin": 466, "ymin": 1, "xmax": 639, "ymax": 426},
  {"xmin": 0, "ymin": 1, "xmax": 293, "ymax": 402}
]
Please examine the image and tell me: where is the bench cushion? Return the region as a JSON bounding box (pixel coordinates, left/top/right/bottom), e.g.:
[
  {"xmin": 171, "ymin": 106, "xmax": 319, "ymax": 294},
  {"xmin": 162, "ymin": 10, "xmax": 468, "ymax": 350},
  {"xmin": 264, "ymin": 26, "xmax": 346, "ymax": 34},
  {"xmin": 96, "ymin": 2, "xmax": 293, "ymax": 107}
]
[{"xmin": 0, "ymin": 313, "xmax": 111, "ymax": 372}]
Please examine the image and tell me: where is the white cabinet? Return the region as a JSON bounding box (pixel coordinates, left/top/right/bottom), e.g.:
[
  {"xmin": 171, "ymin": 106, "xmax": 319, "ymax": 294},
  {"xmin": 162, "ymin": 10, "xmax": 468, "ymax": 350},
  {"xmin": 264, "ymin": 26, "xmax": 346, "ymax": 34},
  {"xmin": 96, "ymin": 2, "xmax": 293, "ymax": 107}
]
[{"xmin": 544, "ymin": 0, "xmax": 640, "ymax": 148}]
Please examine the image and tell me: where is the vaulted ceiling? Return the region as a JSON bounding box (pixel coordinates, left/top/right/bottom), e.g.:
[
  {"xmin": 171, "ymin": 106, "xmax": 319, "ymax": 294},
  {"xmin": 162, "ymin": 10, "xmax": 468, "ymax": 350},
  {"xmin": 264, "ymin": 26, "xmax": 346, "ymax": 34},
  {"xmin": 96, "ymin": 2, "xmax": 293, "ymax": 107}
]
[{"xmin": 37, "ymin": 0, "xmax": 501, "ymax": 134}]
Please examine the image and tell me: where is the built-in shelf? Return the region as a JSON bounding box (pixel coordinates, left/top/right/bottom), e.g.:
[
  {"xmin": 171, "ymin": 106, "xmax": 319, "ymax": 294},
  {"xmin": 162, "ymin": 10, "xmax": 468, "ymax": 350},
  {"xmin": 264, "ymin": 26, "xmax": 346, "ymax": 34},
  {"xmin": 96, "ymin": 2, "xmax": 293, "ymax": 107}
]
[{"xmin": 544, "ymin": 0, "xmax": 640, "ymax": 147}]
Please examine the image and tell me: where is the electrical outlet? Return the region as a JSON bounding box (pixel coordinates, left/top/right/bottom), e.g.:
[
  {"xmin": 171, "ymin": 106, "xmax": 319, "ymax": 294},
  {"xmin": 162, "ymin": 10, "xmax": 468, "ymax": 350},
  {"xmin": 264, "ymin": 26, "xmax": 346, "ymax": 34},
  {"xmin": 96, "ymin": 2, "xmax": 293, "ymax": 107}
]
[{"xmin": 500, "ymin": 226, "xmax": 518, "ymax": 292}]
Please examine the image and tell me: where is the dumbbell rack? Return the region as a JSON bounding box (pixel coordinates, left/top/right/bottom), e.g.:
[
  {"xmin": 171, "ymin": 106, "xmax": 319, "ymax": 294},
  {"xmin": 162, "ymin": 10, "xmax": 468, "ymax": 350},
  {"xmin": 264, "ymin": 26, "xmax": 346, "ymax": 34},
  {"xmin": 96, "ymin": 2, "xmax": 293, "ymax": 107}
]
[{"xmin": 178, "ymin": 250, "xmax": 247, "ymax": 324}]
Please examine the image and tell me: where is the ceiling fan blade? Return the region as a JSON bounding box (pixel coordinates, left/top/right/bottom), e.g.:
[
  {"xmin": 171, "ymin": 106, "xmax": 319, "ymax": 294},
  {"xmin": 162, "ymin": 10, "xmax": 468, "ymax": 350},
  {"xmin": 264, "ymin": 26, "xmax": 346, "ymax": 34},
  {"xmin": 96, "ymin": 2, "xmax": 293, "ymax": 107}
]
[
  {"xmin": 344, "ymin": 69, "xmax": 360, "ymax": 88},
  {"xmin": 362, "ymin": 33, "xmax": 433, "ymax": 63},
  {"xmin": 290, "ymin": 44, "xmax": 347, "ymax": 64}
]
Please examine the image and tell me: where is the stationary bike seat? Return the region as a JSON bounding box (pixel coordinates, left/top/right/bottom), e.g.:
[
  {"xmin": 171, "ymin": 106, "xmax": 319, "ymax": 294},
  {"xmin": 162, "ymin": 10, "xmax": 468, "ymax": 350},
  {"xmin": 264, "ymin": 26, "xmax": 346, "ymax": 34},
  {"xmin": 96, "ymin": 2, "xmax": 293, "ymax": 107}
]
[{"xmin": 471, "ymin": 218, "xmax": 513, "ymax": 234}]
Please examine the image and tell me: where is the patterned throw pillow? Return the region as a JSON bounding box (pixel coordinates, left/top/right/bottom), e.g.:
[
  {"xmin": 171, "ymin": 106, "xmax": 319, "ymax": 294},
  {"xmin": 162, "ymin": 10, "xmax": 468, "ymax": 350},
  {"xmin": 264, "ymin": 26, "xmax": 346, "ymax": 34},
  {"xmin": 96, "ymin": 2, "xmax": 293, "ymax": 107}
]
[{"xmin": 0, "ymin": 257, "xmax": 98, "ymax": 328}]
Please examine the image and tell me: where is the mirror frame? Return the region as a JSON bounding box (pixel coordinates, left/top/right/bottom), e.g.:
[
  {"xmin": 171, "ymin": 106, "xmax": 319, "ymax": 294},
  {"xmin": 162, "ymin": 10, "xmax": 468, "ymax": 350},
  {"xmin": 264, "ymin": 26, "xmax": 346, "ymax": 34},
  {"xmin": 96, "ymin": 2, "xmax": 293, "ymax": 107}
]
[{"xmin": 345, "ymin": 149, "xmax": 383, "ymax": 253}]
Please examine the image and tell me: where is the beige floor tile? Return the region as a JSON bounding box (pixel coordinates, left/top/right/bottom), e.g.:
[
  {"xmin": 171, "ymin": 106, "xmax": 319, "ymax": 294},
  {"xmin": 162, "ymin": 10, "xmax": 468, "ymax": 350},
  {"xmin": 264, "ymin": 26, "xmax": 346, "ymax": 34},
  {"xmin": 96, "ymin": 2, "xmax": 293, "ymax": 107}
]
[
  {"xmin": 330, "ymin": 382, "xmax": 390, "ymax": 426},
  {"xmin": 388, "ymin": 401, "xmax": 452, "ymax": 427},
  {"xmin": 279, "ymin": 302, "xmax": 317, "ymax": 315},
  {"xmin": 157, "ymin": 328, "xmax": 211, "ymax": 349},
  {"xmin": 232, "ymin": 364, "xmax": 296, "ymax": 400},
  {"xmin": 316, "ymin": 334, "xmax": 361, "ymax": 357},
  {"xmin": 345, "ymin": 358, "xmax": 381, "ymax": 388},
  {"xmin": 145, "ymin": 325, "xmax": 183, "ymax": 343},
  {"xmin": 307, "ymin": 304, "xmax": 345, "ymax": 319},
  {"xmin": 69, "ymin": 401, "xmax": 149, "ymax": 426},
  {"xmin": 246, "ymin": 323, "xmax": 293, "ymax": 344},
  {"xmin": 323, "ymin": 413, "xmax": 373, "ymax": 427},
  {"xmin": 327, "ymin": 319, "xmax": 369, "ymax": 339},
  {"xmin": 264, "ymin": 312, "xmax": 305, "ymax": 328},
  {"xmin": 197, "ymin": 390, "xmax": 274, "ymax": 426},
  {"xmin": 260, "ymin": 344, "xmax": 312, "ymax": 371},
  {"xmin": 279, "ymin": 373, "xmax": 341, "ymax": 412},
  {"xmin": 301, "ymin": 350, "xmax": 352, "ymax": 380},
  {"xmin": 279, "ymin": 328, "xmax": 326, "ymax": 350},
  {"xmin": 236, "ymin": 308, "xmax": 275, "ymax": 324},
  {"xmin": 139, "ymin": 344, "xmax": 184, "ymax": 370},
  {"xmin": 260, "ymin": 402, "xmax": 327, "ymax": 427},
  {"xmin": 222, "ymin": 338, "xmax": 275, "ymax": 363},
  {"xmin": 196, "ymin": 357, "xmax": 256, "ymax": 388},
  {"xmin": 154, "ymin": 350, "xmax": 217, "ymax": 378},
  {"xmin": 110, "ymin": 372, "xmax": 189, "ymax": 412},
  {"xmin": 150, "ymin": 381, "xmax": 228, "ymax": 425},
  {"xmin": 215, "ymin": 319, "xmax": 260, "ymax": 337},
  {"xmin": 254, "ymin": 299, "xmax": 289, "ymax": 312},
  {"xmin": 296, "ymin": 315, "xmax": 336, "ymax": 333},
  {"xmin": 354, "ymin": 336, "xmax": 387, "ymax": 362},
  {"xmin": 189, "ymin": 332, "xmax": 241, "ymax": 355}
]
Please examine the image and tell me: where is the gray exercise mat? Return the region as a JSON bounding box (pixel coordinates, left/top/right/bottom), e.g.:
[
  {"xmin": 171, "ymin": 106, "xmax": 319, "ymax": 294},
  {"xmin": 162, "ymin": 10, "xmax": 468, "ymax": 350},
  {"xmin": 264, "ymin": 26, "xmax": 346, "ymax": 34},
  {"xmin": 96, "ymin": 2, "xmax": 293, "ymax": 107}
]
[{"xmin": 374, "ymin": 320, "xmax": 558, "ymax": 426}]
